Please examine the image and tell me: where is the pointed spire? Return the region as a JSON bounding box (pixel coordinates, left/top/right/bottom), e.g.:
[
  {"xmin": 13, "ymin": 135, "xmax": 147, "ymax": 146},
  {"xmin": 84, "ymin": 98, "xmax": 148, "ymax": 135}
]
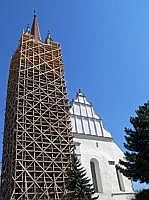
[{"xmin": 31, "ymin": 12, "xmax": 41, "ymax": 41}]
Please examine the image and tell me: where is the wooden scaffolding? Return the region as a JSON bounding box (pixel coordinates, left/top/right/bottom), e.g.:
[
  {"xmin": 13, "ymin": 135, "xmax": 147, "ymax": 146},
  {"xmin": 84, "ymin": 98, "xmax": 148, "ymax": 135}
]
[{"xmin": 0, "ymin": 15, "xmax": 73, "ymax": 200}]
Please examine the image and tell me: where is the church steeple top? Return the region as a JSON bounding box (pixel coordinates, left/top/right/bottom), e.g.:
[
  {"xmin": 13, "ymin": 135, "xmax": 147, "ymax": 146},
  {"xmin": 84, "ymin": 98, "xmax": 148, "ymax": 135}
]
[{"xmin": 31, "ymin": 13, "xmax": 41, "ymax": 41}]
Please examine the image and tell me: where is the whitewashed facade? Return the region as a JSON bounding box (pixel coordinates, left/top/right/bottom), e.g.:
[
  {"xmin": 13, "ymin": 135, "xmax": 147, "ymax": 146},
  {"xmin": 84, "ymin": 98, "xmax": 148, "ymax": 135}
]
[{"xmin": 70, "ymin": 90, "xmax": 134, "ymax": 200}]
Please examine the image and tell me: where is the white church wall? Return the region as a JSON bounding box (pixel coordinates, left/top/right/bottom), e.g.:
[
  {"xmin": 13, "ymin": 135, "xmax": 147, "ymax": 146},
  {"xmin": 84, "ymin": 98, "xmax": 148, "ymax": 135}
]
[{"xmin": 74, "ymin": 136, "xmax": 134, "ymax": 200}]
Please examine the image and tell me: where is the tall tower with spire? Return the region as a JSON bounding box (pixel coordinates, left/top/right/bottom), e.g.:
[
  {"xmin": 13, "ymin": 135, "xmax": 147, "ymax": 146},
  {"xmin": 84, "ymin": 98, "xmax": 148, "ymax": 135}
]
[{"xmin": 0, "ymin": 15, "xmax": 72, "ymax": 200}]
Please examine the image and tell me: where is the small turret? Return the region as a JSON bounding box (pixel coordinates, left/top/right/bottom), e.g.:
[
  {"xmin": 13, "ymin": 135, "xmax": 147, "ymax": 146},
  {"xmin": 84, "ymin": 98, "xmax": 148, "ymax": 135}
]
[
  {"xmin": 45, "ymin": 31, "xmax": 52, "ymax": 44},
  {"xmin": 25, "ymin": 24, "xmax": 30, "ymax": 33}
]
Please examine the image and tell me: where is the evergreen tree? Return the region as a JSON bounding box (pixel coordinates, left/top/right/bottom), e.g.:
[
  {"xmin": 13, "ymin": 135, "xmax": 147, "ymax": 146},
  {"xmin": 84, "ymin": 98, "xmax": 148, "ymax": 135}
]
[
  {"xmin": 66, "ymin": 153, "xmax": 99, "ymax": 200},
  {"xmin": 133, "ymin": 189, "xmax": 149, "ymax": 200},
  {"xmin": 118, "ymin": 101, "xmax": 149, "ymax": 184}
]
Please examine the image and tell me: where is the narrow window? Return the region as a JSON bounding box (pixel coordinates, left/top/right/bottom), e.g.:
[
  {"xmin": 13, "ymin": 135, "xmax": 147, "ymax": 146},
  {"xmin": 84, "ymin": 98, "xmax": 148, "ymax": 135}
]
[
  {"xmin": 90, "ymin": 161, "xmax": 98, "ymax": 192},
  {"xmin": 116, "ymin": 168, "xmax": 125, "ymax": 192},
  {"xmin": 90, "ymin": 159, "xmax": 103, "ymax": 193},
  {"xmin": 74, "ymin": 142, "xmax": 81, "ymax": 160}
]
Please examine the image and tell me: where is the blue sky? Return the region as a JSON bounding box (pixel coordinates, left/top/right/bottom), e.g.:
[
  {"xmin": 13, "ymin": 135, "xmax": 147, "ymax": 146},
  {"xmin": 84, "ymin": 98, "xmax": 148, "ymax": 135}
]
[{"xmin": 0, "ymin": 0, "xmax": 149, "ymax": 189}]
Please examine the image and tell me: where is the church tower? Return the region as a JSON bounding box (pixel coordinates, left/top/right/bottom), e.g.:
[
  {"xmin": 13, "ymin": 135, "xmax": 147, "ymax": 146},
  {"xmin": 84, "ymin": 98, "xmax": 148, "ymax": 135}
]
[{"xmin": 0, "ymin": 15, "xmax": 73, "ymax": 200}]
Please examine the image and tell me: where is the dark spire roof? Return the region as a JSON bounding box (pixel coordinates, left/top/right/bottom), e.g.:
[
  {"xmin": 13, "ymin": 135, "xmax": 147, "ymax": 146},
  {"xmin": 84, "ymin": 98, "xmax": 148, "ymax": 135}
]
[{"xmin": 31, "ymin": 14, "xmax": 41, "ymax": 41}]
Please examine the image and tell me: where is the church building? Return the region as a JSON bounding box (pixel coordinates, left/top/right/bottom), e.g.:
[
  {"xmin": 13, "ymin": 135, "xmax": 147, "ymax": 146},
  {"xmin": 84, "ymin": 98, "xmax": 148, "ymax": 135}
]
[
  {"xmin": 70, "ymin": 90, "xmax": 134, "ymax": 200},
  {"xmin": 0, "ymin": 13, "xmax": 135, "ymax": 200}
]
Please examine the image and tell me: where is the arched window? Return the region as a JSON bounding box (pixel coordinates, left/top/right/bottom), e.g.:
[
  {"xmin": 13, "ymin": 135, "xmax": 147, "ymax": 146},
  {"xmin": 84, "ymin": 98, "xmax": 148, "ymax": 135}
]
[
  {"xmin": 116, "ymin": 168, "xmax": 125, "ymax": 192},
  {"xmin": 90, "ymin": 159, "xmax": 103, "ymax": 193},
  {"xmin": 90, "ymin": 161, "xmax": 98, "ymax": 192}
]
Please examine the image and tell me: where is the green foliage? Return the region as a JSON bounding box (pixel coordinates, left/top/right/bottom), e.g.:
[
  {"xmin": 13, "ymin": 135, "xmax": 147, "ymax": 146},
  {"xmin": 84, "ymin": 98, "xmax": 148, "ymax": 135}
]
[
  {"xmin": 118, "ymin": 102, "xmax": 149, "ymax": 183},
  {"xmin": 133, "ymin": 189, "xmax": 149, "ymax": 200},
  {"xmin": 66, "ymin": 153, "xmax": 99, "ymax": 200}
]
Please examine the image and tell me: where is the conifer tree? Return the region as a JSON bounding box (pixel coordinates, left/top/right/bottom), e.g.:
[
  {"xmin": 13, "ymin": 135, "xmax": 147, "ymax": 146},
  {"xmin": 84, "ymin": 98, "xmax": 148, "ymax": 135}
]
[
  {"xmin": 118, "ymin": 101, "xmax": 149, "ymax": 184},
  {"xmin": 133, "ymin": 189, "xmax": 149, "ymax": 200},
  {"xmin": 66, "ymin": 153, "xmax": 99, "ymax": 200}
]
